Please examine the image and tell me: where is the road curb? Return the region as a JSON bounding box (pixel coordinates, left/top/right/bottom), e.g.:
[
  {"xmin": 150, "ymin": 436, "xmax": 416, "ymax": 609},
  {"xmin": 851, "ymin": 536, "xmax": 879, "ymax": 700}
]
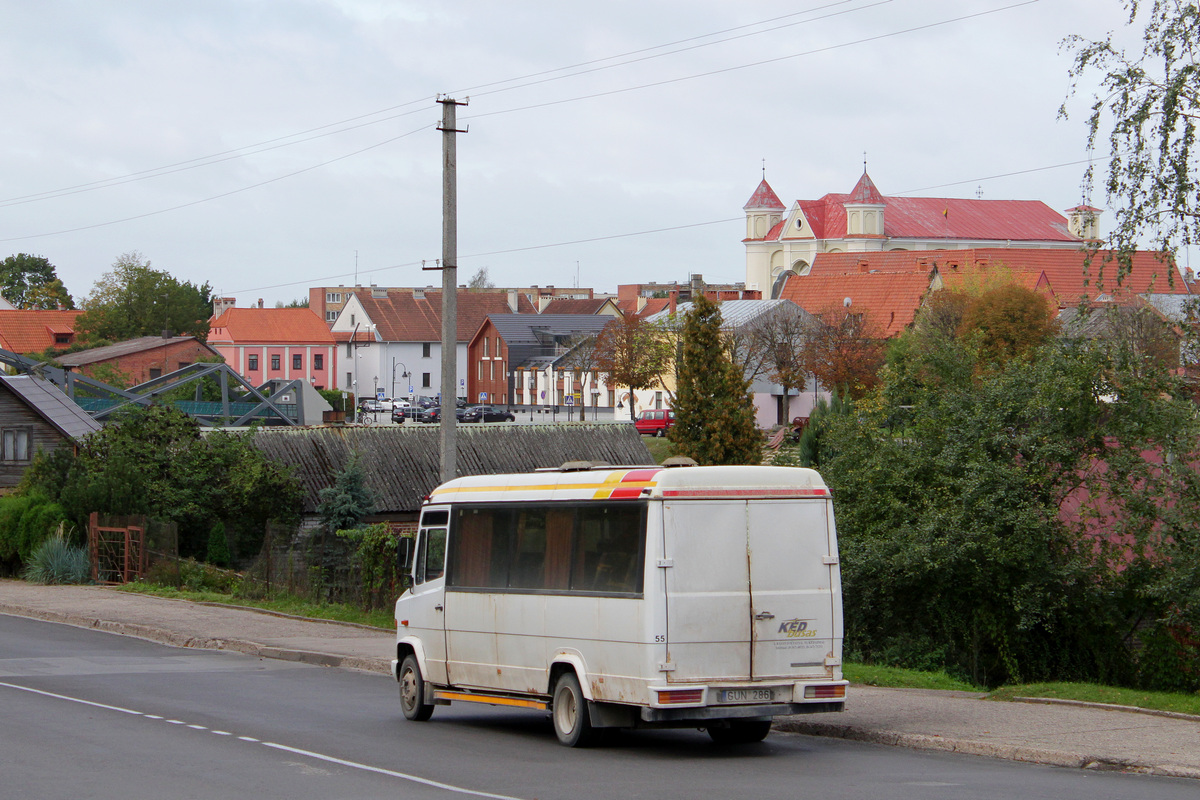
[{"xmin": 773, "ymin": 719, "xmax": 1200, "ymax": 779}]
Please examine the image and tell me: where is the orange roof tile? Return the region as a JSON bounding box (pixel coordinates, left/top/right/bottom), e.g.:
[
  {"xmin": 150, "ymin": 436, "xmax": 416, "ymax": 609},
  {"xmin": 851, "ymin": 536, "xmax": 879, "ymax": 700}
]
[
  {"xmin": 0, "ymin": 310, "xmax": 84, "ymax": 354},
  {"xmin": 808, "ymin": 248, "xmax": 1187, "ymax": 304},
  {"xmin": 207, "ymin": 307, "xmax": 335, "ymax": 345},
  {"xmin": 778, "ymin": 271, "xmax": 934, "ymax": 337}
]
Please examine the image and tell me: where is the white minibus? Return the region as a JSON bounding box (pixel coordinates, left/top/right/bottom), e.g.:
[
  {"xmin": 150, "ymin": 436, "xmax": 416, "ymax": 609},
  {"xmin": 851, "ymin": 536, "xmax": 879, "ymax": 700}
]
[{"xmin": 392, "ymin": 462, "xmax": 846, "ymax": 746}]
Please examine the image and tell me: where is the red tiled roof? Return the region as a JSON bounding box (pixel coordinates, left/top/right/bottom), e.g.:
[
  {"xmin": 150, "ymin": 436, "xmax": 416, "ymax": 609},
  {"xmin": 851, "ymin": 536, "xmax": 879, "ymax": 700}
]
[
  {"xmin": 0, "ymin": 310, "xmax": 84, "ymax": 354},
  {"xmin": 743, "ymin": 179, "xmax": 786, "ymax": 211},
  {"xmin": 539, "ymin": 298, "xmax": 611, "ymax": 315},
  {"xmin": 778, "ymin": 271, "xmax": 934, "ymax": 337},
  {"xmin": 207, "ymin": 307, "xmax": 335, "ymax": 344},
  {"xmin": 809, "ymin": 248, "xmax": 1188, "ymax": 304},
  {"xmin": 353, "ymin": 290, "xmax": 537, "ymax": 342}
]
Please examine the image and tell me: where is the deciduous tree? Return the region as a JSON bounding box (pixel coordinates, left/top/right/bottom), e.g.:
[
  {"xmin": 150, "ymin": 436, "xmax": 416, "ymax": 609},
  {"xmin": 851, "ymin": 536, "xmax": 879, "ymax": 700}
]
[
  {"xmin": 1062, "ymin": 1, "xmax": 1200, "ymax": 278},
  {"xmin": 0, "ymin": 253, "xmax": 74, "ymax": 309},
  {"xmin": 594, "ymin": 314, "xmax": 672, "ymax": 420},
  {"xmin": 747, "ymin": 305, "xmax": 810, "ymax": 424},
  {"xmin": 803, "ymin": 304, "xmax": 885, "ymax": 399},
  {"xmin": 76, "ymin": 251, "xmax": 213, "ymax": 342}
]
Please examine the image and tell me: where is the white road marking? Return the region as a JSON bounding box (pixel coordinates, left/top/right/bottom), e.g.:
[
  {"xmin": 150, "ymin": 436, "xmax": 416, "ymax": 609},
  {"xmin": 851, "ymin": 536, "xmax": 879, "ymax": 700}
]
[{"xmin": 0, "ymin": 681, "xmax": 528, "ymax": 800}]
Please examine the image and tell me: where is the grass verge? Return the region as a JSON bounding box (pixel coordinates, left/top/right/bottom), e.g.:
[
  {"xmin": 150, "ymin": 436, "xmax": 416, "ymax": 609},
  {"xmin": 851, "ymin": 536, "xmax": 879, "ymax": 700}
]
[
  {"xmin": 843, "ymin": 662, "xmax": 981, "ymax": 692},
  {"xmin": 116, "ymin": 583, "xmax": 394, "ymax": 630}
]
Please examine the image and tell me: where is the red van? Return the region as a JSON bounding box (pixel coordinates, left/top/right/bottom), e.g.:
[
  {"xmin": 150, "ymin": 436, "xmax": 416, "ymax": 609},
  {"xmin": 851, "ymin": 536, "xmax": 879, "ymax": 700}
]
[{"xmin": 634, "ymin": 409, "xmax": 675, "ymax": 437}]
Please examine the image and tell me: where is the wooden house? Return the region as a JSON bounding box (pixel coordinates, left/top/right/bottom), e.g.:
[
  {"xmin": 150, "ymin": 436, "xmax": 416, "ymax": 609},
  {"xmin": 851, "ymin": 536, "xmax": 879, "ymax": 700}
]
[{"xmin": 0, "ymin": 374, "xmax": 101, "ymax": 489}]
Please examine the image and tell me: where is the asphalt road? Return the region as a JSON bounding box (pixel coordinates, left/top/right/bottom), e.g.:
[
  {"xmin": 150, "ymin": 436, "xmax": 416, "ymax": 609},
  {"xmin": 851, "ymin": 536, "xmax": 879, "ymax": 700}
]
[{"xmin": 1, "ymin": 615, "xmax": 1195, "ymax": 800}]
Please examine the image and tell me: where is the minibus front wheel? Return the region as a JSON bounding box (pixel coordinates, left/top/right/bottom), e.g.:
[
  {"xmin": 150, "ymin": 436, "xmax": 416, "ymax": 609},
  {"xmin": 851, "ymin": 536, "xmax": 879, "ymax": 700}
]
[
  {"xmin": 551, "ymin": 672, "xmax": 597, "ymax": 747},
  {"xmin": 399, "ymin": 655, "xmax": 434, "ymax": 722}
]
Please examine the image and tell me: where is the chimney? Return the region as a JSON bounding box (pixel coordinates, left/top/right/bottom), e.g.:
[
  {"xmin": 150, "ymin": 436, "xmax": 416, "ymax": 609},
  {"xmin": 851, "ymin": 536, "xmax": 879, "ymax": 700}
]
[
  {"xmin": 507, "ymin": 289, "xmax": 519, "ymax": 312},
  {"xmin": 858, "ymin": 260, "xmax": 870, "ymax": 273},
  {"xmin": 212, "ymin": 297, "xmax": 236, "ymax": 317},
  {"xmin": 413, "ymin": 287, "xmax": 425, "ymax": 300},
  {"xmin": 258, "ymin": 298, "xmax": 264, "ymax": 308},
  {"xmin": 538, "ymin": 296, "xmax": 553, "ymax": 313}
]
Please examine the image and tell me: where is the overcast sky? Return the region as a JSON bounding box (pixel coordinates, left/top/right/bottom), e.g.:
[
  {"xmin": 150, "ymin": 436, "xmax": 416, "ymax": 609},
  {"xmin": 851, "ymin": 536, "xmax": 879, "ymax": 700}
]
[{"xmin": 0, "ymin": 0, "xmax": 1173, "ymax": 308}]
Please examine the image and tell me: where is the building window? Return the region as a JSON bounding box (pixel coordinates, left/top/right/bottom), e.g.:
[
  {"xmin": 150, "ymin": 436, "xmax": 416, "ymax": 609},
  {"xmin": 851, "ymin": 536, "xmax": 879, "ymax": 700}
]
[
  {"xmin": 422, "ymin": 373, "xmax": 431, "ymax": 388},
  {"xmin": 149, "ymin": 368, "xmax": 162, "ymax": 379},
  {"xmin": 177, "ymin": 362, "xmax": 189, "ymax": 371},
  {"xmin": 483, "ymin": 338, "xmax": 489, "ymax": 357},
  {"xmin": 326, "ymin": 311, "xmax": 338, "ymax": 322},
  {"xmin": 326, "ymin": 292, "xmax": 342, "ymax": 303},
  {"xmin": 347, "ymin": 371, "xmax": 352, "ymax": 388},
  {"xmin": 1, "ymin": 429, "xmax": 30, "ymax": 462},
  {"xmin": 54, "ymin": 334, "xmax": 72, "ymax": 345},
  {"xmin": 293, "ymin": 354, "xmax": 302, "ymax": 370},
  {"xmin": 495, "ymin": 336, "xmax": 501, "ymax": 355},
  {"xmin": 314, "ymin": 354, "xmax": 324, "ymax": 370},
  {"xmin": 346, "ymin": 342, "xmax": 352, "ymax": 357},
  {"xmin": 248, "ymin": 355, "xmax": 259, "ymax": 371},
  {"xmin": 422, "ymin": 342, "xmax": 431, "ymax": 358},
  {"xmin": 350, "ymin": 314, "xmax": 355, "ymax": 326},
  {"xmin": 271, "ymin": 355, "xmax": 280, "ymax": 370},
  {"xmin": 489, "ymin": 361, "xmax": 494, "ymax": 380},
  {"xmin": 655, "ymin": 391, "xmax": 663, "ymax": 409},
  {"xmin": 478, "ymin": 362, "xmax": 483, "ymax": 380}
]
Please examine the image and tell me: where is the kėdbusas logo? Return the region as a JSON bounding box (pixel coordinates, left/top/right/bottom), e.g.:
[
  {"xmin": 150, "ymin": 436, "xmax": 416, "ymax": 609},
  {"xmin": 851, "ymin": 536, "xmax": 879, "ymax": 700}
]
[{"xmin": 777, "ymin": 619, "xmax": 817, "ymax": 638}]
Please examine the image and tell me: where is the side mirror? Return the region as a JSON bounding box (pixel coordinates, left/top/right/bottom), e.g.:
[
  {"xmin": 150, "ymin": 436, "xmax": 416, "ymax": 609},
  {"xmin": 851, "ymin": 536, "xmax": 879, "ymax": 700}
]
[{"xmin": 397, "ymin": 537, "xmax": 415, "ymax": 573}]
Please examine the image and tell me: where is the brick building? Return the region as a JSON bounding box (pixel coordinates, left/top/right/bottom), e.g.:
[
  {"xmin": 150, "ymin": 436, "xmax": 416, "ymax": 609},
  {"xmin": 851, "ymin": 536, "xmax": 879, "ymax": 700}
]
[{"xmin": 56, "ymin": 335, "xmax": 223, "ymax": 385}]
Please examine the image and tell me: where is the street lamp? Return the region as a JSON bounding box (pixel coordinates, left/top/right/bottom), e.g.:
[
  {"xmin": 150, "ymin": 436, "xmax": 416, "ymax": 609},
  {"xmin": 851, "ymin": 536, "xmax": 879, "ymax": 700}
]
[{"xmin": 392, "ymin": 358, "xmax": 409, "ymax": 402}]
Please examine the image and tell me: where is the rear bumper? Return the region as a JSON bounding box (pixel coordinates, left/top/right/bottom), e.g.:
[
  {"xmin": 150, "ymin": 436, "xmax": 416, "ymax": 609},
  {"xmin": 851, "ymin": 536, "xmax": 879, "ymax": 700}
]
[{"xmin": 640, "ymin": 701, "xmax": 844, "ymax": 723}]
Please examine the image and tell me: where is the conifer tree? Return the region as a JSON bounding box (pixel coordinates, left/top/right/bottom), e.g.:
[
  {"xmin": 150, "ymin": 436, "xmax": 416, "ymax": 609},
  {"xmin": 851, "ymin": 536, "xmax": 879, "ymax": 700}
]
[{"xmin": 668, "ymin": 296, "xmax": 761, "ymax": 465}]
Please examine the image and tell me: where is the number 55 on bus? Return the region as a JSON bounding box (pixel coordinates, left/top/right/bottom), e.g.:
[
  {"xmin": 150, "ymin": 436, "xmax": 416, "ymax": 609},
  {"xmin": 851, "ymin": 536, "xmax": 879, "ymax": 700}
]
[{"xmin": 392, "ymin": 462, "xmax": 846, "ymax": 746}]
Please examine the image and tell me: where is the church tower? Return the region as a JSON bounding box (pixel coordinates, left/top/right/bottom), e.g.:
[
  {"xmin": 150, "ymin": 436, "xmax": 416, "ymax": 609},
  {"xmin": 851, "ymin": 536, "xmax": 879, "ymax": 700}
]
[
  {"xmin": 743, "ymin": 178, "xmax": 785, "ymax": 293},
  {"xmin": 842, "ymin": 170, "xmax": 886, "ymax": 251}
]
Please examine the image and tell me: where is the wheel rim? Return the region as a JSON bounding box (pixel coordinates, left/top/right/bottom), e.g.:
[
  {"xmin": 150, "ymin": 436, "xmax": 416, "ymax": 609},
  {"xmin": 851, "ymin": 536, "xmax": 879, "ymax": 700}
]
[
  {"xmin": 554, "ymin": 686, "xmax": 577, "ymax": 736},
  {"xmin": 400, "ymin": 666, "xmax": 418, "ymax": 713}
]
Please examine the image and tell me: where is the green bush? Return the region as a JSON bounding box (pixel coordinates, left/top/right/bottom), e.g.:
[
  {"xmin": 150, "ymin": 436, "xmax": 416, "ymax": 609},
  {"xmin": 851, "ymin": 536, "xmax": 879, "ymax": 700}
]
[
  {"xmin": 0, "ymin": 492, "xmax": 69, "ymax": 568},
  {"xmin": 23, "ymin": 526, "xmax": 89, "ymax": 585},
  {"xmin": 143, "ymin": 557, "xmax": 241, "ymax": 594}
]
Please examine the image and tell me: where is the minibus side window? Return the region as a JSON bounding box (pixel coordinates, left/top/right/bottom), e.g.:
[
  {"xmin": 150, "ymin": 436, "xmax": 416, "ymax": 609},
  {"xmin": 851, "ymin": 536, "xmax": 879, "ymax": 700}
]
[
  {"xmin": 415, "ymin": 528, "xmax": 447, "ymax": 584},
  {"xmin": 448, "ymin": 508, "xmax": 513, "ymax": 588},
  {"xmin": 572, "ymin": 506, "xmax": 644, "ymax": 594}
]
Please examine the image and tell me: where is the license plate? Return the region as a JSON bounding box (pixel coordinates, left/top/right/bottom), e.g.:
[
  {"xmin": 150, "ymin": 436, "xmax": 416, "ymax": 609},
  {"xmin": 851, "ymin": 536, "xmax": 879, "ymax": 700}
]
[{"xmin": 719, "ymin": 688, "xmax": 775, "ymax": 703}]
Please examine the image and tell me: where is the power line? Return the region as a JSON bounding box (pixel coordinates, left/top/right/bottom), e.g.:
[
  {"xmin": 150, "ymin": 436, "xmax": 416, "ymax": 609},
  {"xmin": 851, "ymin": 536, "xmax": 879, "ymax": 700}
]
[
  {"xmin": 2, "ymin": 1, "xmax": 1044, "ymax": 246},
  {"xmin": 226, "ymin": 219, "xmax": 741, "ymax": 296},
  {"xmin": 465, "ymin": 1, "xmax": 1040, "ymax": 121},
  {"xmin": 0, "ymin": 125, "xmax": 432, "ymax": 243},
  {"xmin": 0, "ymin": 1, "xmax": 880, "ymax": 208}
]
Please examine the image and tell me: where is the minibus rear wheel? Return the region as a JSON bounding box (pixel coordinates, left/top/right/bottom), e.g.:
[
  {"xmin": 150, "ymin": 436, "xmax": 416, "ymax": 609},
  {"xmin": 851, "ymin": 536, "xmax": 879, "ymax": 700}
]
[
  {"xmin": 551, "ymin": 672, "xmax": 596, "ymax": 747},
  {"xmin": 707, "ymin": 719, "xmax": 771, "ymax": 744},
  {"xmin": 399, "ymin": 655, "xmax": 434, "ymax": 721}
]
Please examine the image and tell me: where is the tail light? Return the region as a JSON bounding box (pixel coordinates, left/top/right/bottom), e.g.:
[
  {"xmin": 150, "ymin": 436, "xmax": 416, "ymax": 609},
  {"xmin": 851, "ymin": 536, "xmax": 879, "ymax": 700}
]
[{"xmin": 803, "ymin": 684, "xmax": 846, "ymax": 699}]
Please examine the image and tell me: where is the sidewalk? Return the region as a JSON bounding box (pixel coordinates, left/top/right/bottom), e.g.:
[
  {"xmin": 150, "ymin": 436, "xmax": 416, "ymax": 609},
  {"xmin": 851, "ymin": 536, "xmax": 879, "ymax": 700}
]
[{"xmin": 2, "ymin": 579, "xmax": 1198, "ymax": 779}]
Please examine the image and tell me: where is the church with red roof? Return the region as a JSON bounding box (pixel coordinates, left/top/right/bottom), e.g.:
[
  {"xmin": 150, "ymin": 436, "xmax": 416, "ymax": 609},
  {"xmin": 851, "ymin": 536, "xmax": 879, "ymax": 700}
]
[{"xmin": 744, "ymin": 169, "xmax": 1097, "ymax": 298}]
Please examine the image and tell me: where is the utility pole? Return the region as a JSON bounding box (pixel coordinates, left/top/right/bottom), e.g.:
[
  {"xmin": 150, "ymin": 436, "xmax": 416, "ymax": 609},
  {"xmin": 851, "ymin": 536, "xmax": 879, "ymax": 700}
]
[{"xmin": 438, "ymin": 96, "xmax": 467, "ymax": 483}]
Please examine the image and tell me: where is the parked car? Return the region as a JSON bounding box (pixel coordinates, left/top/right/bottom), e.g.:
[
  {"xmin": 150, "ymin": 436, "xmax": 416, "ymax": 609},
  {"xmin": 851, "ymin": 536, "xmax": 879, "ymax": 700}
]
[
  {"xmin": 460, "ymin": 405, "xmax": 516, "ymax": 423},
  {"xmin": 410, "ymin": 405, "xmax": 440, "ymax": 424},
  {"xmin": 634, "ymin": 408, "xmax": 675, "ymax": 437},
  {"xmin": 360, "ymin": 399, "xmax": 387, "ymax": 413},
  {"xmin": 391, "ymin": 406, "xmax": 407, "ymax": 424}
]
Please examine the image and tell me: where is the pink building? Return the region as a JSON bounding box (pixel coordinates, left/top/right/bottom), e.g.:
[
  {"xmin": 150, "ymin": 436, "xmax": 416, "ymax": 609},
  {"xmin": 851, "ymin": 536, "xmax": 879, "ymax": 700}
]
[{"xmin": 208, "ymin": 306, "xmax": 337, "ymax": 390}]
